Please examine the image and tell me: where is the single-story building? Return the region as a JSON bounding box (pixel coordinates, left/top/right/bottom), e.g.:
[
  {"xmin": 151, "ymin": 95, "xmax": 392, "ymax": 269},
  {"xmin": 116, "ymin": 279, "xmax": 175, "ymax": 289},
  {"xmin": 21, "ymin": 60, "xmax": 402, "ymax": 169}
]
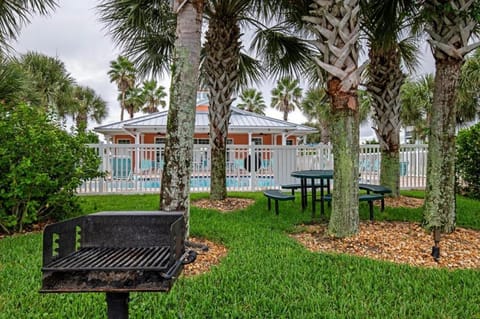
[{"xmin": 94, "ymin": 94, "xmax": 317, "ymax": 146}]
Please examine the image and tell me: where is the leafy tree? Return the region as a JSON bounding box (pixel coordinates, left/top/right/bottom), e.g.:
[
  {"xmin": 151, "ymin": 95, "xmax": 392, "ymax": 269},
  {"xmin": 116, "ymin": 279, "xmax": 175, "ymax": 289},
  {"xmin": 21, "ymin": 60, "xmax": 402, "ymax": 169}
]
[
  {"xmin": 421, "ymin": 1, "xmax": 480, "ymax": 234},
  {"xmin": 0, "ymin": 104, "xmax": 103, "ymax": 233},
  {"xmin": 0, "ymin": 0, "xmax": 57, "ymax": 55},
  {"xmin": 140, "ymin": 79, "xmax": 167, "ymax": 114},
  {"xmin": 456, "ymin": 123, "xmax": 480, "ymax": 199},
  {"xmin": 108, "ymin": 55, "xmax": 136, "ymax": 121},
  {"xmin": 271, "ymin": 76, "xmax": 303, "ymax": 121},
  {"xmin": 237, "ymin": 88, "xmax": 266, "ymax": 115}
]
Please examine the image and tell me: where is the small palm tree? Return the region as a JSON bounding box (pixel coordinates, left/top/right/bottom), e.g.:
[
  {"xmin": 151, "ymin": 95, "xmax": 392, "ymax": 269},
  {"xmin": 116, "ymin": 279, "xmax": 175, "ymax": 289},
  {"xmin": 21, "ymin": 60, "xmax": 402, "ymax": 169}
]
[
  {"xmin": 123, "ymin": 86, "xmax": 144, "ymax": 119},
  {"xmin": 140, "ymin": 80, "xmax": 167, "ymax": 114},
  {"xmin": 301, "ymin": 87, "xmax": 331, "ymax": 143},
  {"xmin": 237, "ymin": 88, "xmax": 266, "ymax": 115},
  {"xmin": 400, "ymin": 75, "xmax": 434, "ymax": 143},
  {"xmin": 108, "ymin": 55, "xmax": 136, "ymax": 121},
  {"xmin": 70, "ymin": 85, "xmax": 108, "ymax": 133},
  {"xmin": 270, "ymin": 77, "xmax": 303, "ymax": 121}
]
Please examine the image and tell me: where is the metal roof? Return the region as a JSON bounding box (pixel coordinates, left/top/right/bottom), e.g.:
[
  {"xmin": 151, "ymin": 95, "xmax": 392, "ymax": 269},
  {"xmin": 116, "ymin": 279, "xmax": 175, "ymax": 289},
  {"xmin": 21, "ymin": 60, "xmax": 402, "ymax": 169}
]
[{"xmin": 94, "ymin": 105, "xmax": 316, "ymax": 136}]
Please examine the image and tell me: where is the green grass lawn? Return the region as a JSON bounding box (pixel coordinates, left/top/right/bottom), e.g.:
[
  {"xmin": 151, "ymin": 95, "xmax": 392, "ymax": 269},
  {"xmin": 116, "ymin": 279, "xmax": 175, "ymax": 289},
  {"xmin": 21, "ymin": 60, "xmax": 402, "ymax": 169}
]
[{"xmin": 1, "ymin": 192, "xmax": 479, "ymax": 318}]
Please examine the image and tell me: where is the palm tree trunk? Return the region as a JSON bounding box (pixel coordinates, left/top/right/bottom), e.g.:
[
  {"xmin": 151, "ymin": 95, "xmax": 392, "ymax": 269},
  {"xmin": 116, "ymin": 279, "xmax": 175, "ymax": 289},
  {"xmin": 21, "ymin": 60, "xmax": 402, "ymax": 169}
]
[
  {"xmin": 205, "ymin": 16, "xmax": 240, "ymax": 200},
  {"xmin": 120, "ymin": 90, "xmax": 125, "ymax": 121},
  {"xmin": 367, "ymin": 48, "xmax": 404, "ymax": 197},
  {"xmin": 328, "ymin": 79, "xmax": 360, "ymax": 237},
  {"xmin": 424, "ymin": 60, "xmax": 460, "ymax": 233},
  {"xmin": 160, "ymin": 0, "xmax": 203, "ymax": 237}
]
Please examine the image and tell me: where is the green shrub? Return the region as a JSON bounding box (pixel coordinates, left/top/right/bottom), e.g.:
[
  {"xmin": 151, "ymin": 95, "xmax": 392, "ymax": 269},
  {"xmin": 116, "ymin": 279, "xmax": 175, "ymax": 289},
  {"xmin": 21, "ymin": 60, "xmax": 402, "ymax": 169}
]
[
  {"xmin": 0, "ymin": 104, "xmax": 103, "ymax": 233},
  {"xmin": 456, "ymin": 122, "xmax": 480, "ymax": 199}
]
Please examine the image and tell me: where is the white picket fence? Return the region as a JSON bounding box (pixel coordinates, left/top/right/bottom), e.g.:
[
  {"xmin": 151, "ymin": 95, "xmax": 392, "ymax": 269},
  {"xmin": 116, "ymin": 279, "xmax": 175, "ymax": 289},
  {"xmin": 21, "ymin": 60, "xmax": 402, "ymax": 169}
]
[{"xmin": 77, "ymin": 143, "xmax": 428, "ymax": 194}]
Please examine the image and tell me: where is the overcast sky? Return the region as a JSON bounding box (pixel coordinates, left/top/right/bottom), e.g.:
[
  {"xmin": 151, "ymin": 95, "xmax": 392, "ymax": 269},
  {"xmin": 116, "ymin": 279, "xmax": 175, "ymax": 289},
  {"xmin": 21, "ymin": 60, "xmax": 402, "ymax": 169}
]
[{"xmin": 12, "ymin": 1, "xmax": 436, "ymax": 141}]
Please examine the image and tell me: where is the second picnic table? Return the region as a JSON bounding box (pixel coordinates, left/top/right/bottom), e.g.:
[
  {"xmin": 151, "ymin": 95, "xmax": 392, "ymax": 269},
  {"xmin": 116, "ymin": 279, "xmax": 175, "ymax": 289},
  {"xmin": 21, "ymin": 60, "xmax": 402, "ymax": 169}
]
[{"xmin": 290, "ymin": 169, "xmax": 334, "ymax": 218}]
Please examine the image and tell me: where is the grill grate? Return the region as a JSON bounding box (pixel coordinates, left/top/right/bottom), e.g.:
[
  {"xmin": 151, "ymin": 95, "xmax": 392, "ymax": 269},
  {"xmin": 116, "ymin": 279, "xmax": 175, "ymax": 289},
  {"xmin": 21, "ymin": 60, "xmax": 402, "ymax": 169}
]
[{"xmin": 43, "ymin": 246, "xmax": 171, "ymax": 271}]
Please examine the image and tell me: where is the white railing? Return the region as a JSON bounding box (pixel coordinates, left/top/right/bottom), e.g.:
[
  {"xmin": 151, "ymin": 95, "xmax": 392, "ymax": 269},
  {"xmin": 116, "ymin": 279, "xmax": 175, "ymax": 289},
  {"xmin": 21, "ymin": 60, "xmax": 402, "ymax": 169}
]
[{"xmin": 77, "ymin": 143, "xmax": 427, "ymax": 194}]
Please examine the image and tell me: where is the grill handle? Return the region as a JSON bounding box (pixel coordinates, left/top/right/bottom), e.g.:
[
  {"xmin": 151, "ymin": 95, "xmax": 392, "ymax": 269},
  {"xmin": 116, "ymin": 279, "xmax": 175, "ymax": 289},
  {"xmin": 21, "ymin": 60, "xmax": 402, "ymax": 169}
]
[{"xmin": 161, "ymin": 250, "xmax": 197, "ymax": 280}]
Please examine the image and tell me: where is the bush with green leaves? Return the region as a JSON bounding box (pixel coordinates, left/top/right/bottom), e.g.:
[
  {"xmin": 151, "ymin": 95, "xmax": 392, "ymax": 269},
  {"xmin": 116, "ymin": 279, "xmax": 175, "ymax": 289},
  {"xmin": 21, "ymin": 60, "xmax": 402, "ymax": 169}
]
[
  {"xmin": 0, "ymin": 104, "xmax": 103, "ymax": 233},
  {"xmin": 456, "ymin": 122, "xmax": 480, "ymax": 199}
]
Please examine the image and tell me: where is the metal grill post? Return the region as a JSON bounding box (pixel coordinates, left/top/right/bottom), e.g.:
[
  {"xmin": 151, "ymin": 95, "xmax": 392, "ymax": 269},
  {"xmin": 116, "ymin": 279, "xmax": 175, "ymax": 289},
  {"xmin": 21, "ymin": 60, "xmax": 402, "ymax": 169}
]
[{"xmin": 106, "ymin": 292, "xmax": 129, "ymax": 319}]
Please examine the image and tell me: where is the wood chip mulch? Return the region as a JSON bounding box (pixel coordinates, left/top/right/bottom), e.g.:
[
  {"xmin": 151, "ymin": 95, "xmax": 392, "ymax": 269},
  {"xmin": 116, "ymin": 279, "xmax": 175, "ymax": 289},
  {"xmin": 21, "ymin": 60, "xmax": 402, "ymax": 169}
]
[
  {"xmin": 192, "ymin": 197, "xmax": 255, "ymax": 212},
  {"xmin": 291, "ymin": 222, "xmax": 480, "ymax": 269},
  {"xmin": 183, "ymin": 237, "xmax": 228, "ymax": 277}
]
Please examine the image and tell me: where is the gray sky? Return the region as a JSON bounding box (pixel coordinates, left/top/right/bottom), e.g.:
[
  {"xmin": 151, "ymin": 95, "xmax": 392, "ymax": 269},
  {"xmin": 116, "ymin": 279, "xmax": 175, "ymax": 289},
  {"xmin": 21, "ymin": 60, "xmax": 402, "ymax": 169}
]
[{"xmin": 13, "ymin": 1, "xmax": 436, "ymax": 141}]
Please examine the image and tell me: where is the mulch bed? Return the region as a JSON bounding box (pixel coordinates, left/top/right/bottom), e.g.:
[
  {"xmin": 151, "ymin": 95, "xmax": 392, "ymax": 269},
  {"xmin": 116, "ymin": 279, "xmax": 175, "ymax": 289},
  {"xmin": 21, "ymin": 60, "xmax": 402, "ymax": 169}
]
[{"xmin": 290, "ymin": 222, "xmax": 480, "ymax": 269}]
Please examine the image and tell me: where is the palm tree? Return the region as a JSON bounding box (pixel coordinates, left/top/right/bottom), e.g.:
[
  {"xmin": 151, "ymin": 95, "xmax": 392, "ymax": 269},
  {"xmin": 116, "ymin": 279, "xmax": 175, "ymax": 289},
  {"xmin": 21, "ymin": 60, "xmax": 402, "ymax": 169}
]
[
  {"xmin": 203, "ymin": 1, "xmax": 309, "ymax": 200},
  {"xmin": 140, "ymin": 80, "xmax": 167, "ymax": 114},
  {"xmin": 400, "ymin": 75, "xmax": 434, "ymax": 143},
  {"xmin": 361, "ymin": 0, "xmax": 418, "ymax": 197},
  {"xmin": 237, "ymin": 88, "xmax": 266, "ymax": 115},
  {"xmin": 123, "ymin": 86, "xmax": 144, "ymax": 119},
  {"xmin": 303, "ymin": 0, "xmax": 362, "ymax": 237},
  {"xmin": 0, "ymin": 57, "xmax": 39, "ymax": 107},
  {"xmin": 108, "ymin": 55, "xmax": 136, "ymax": 121},
  {"xmin": 18, "ymin": 51, "xmax": 75, "ymax": 115},
  {"xmin": 69, "ymin": 85, "xmax": 108, "ymax": 132},
  {"xmin": 421, "ymin": 1, "xmax": 480, "ymax": 234},
  {"xmin": 301, "ymin": 87, "xmax": 331, "ymax": 143},
  {"xmin": 160, "ymin": 0, "xmax": 204, "ymax": 219},
  {"xmin": 270, "ymin": 77, "xmax": 303, "ymax": 121},
  {"xmin": 457, "ymin": 48, "xmax": 480, "ymax": 125},
  {"xmin": 0, "ymin": 0, "xmax": 57, "ymax": 55},
  {"xmin": 97, "ymin": 0, "xmax": 312, "ymax": 205}
]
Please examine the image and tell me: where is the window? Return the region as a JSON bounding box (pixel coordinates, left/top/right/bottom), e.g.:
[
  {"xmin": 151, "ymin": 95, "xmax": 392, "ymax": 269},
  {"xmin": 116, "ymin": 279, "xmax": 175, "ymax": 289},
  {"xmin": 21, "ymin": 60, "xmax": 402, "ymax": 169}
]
[
  {"xmin": 252, "ymin": 137, "xmax": 263, "ymax": 145},
  {"xmin": 155, "ymin": 138, "xmax": 166, "ymax": 144},
  {"xmin": 194, "ymin": 138, "xmax": 209, "ymax": 145},
  {"xmin": 117, "ymin": 139, "xmax": 131, "ymax": 144},
  {"xmin": 286, "ymin": 139, "xmax": 293, "ymax": 146}
]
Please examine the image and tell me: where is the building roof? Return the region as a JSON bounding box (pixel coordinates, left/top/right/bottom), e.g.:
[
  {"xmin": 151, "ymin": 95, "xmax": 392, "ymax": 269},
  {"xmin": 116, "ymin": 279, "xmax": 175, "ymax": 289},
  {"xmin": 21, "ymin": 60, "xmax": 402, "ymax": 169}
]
[{"xmin": 94, "ymin": 104, "xmax": 316, "ymax": 137}]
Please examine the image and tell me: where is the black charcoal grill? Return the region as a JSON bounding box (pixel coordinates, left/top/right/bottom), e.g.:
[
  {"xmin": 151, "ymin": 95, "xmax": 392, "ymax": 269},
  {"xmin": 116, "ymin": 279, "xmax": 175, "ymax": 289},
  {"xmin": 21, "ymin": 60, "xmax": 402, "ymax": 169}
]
[{"xmin": 40, "ymin": 211, "xmax": 196, "ymax": 318}]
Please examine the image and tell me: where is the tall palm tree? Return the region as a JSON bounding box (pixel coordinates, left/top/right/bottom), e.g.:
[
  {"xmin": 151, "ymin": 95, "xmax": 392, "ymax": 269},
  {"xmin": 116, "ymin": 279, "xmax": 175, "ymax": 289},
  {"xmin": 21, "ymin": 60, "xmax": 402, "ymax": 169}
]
[
  {"xmin": 160, "ymin": 0, "xmax": 204, "ymax": 219},
  {"xmin": 361, "ymin": 0, "xmax": 418, "ymax": 197},
  {"xmin": 237, "ymin": 88, "xmax": 267, "ymax": 115},
  {"xmin": 202, "ymin": 0, "xmax": 309, "ymax": 200},
  {"xmin": 140, "ymin": 79, "xmax": 167, "ymax": 114},
  {"xmin": 270, "ymin": 77, "xmax": 303, "ymax": 121},
  {"xmin": 19, "ymin": 51, "xmax": 75, "ymax": 115},
  {"xmin": 123, "ymin": 86, "xmax": 144, "ymax": 119},
  {"xmin": 0, "ymin": 0, "xmax": 57, "ymax": 55},
  {"xmin": 70, "ymin": 85, "xmax": 108, "ymax": 132},
  {"xmin": 108, "ymin": 55, "xmax": 136, "ymax": 121},
  {"xmin": 421, "ymin": 1, "xmax": 480, "ymax": 234},
  {"xmin": 303, "ymin": 0, "xmax": 362, "ymax": 237}
]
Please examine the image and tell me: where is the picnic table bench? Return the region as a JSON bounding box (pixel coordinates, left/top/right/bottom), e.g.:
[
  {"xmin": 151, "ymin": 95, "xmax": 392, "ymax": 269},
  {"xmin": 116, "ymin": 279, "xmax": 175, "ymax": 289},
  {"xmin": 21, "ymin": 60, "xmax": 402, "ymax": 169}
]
[
  {"xmin": 359, "ymin": 183, "xmax": 392, "ymax": 211},
  {"xmin": 323, "ymin": 193, "xmax": 384, "ymax": 221},
  {"xmin": 263, "ymin": 190, "xmax": 295, "ymax": 215},
  {"xmin": 281, "ymin": 182, "xmax": 328, "ymax": 195}
]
